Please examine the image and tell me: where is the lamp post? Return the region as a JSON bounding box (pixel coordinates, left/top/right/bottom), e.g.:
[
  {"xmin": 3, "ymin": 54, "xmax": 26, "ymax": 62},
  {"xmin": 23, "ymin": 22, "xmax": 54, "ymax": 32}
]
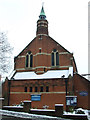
[
  {"xmin": 61, "ymin": 75, "xmax": 68, "ymax": 96},
  {"xmin": 65, "ymin": 79, "xmax": 68, "ymax": 96},
  {"xmin": 61, "ymin": 75, "xmax": 68, "ymax": 111}
]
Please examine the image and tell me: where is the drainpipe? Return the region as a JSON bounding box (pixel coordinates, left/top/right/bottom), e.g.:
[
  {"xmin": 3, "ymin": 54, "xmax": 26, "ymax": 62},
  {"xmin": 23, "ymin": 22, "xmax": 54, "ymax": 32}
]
[{"xmin": 8, "ymin": 80, "xmax": 11, "ymax": 106}]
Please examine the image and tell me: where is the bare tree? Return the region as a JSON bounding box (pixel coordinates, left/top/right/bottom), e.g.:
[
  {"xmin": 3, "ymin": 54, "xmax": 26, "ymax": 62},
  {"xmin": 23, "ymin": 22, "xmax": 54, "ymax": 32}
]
[{"xmin": 0, "ymin": 32, "xmax": 13, "ymax": 75}]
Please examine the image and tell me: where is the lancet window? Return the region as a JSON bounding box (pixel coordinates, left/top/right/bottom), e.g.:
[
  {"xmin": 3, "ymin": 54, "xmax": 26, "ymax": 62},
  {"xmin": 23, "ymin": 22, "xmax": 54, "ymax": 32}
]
[
  {"xmin": 26, "ymin": 51, "xmax": 33, "ymax": 68},
  {"xmin": 51, "ymin": 49, "xmax": 59, "ymax": 66}
]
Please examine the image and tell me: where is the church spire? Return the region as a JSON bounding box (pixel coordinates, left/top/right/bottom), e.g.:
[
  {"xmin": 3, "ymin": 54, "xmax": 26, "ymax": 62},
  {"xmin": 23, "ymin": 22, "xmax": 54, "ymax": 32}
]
[
  {"xmin": 39, "ymin": 6, "xmax": 46, "ymax": 20},
  {"xmin": 36, "ymin": 5, "xmax": 49, "ymax": 36}
]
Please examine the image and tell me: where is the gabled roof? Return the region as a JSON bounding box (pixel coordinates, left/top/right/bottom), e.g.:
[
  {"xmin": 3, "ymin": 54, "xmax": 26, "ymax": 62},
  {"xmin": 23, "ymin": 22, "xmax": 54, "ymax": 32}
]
[
  {"xmin": 48, "ymin": 36, "xmax": 71, "ymax": 54},
  {"xmin": 14, "ymin": 37, "xmax": 36, "ymax": 58},
  {"xmin": 14, "ymin": 35, "xmax": 72, "ymax": 59},
  {"xmin": 74, "ymin": 73, "xmax": 90, "ymax": 82}
]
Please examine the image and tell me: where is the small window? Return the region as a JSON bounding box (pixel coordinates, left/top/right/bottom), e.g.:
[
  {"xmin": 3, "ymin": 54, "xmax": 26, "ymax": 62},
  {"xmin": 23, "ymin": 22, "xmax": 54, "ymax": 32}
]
[
  {"xmin": 25, "ymin": 87, "xmax": 27, "ymax": 92},
  {"xmin": 53, "ymin": 49, "xmax": 56, "ymax": 52},
  {"xmin": 28, "ymin": 51, "xmax": 31, "ymax": 54},
  {"xmin": 39, "ymin": 35, "xmax": 42, "ymax": 40},
  {"xmin": 46, "ymin": 86, "xmax": 49, "ymax": 92},
  {"xmin": 30, "ymin": 87, "xmax": 32, "ymax": 92},
  {"xmin": 40, "ymin": 86, "xmax": 43, "ymax": 92},
  {"xmin": 26, "ymin": 55, "xmax": 29, "ymax": 67},
  {"xmin": 39, "ymin": 48, "xmax": 41, "ymax": 53},
  {"xmin": 51, "ymin": 49, "xmax": 59, "ymax": 66},
  {"xmin": 35, "ymin": 87, "xmax": 38, "ymax": 92},
  {"xmin": 51, "ymin": 53, "xmax": 54, "ymax": 66},
  {"xmin": 56, "ymin": 52, "xmax": 59, "ymax": 65},
  {"xmin": 25, "ymin": 51, "xmax": 33, "ymax": 68},
  {"xmin": 30, "ymin": 55, "xmax": 33, "ymax": 67}
]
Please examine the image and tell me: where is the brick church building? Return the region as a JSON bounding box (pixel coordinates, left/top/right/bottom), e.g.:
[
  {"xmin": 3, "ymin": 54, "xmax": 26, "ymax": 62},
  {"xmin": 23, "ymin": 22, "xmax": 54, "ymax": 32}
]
[{"xmin": 2, "ymin": 6, "xmax": 90, "ymax": 110}]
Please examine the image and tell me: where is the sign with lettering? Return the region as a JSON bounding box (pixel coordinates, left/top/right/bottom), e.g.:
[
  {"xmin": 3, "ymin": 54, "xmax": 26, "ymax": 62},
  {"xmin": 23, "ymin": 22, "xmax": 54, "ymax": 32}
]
[
  {"xmin": 66, "ymin": 96, "xmax": 77, "ymax": 106},
  {"xmin": 31, "ymin": 95, "xmax": 41, "ymax": 101},
  {"xmin": 79, "ymin": 91, "xmax": 88, "ymax": 96}
]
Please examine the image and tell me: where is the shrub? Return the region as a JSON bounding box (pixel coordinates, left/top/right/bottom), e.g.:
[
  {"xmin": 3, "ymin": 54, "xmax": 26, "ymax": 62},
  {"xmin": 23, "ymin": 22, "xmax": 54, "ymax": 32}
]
[{"xmin": 75, "ymin": 108, "xmax": 85, "ymax": 114}]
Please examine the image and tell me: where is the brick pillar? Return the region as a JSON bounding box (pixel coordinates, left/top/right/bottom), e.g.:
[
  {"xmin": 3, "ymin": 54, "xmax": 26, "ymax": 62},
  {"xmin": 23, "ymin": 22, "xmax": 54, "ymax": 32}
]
[
  {"xmin": 55, "ymin": 104, "xmax": 63, "ymax": 117},
  {"xmin": 0, "ymin": 98, "xmax": 4, "ymax": 109},
  {"xmin": 23, "ymin": 100, "xmax": 31, "ymax": 112}
]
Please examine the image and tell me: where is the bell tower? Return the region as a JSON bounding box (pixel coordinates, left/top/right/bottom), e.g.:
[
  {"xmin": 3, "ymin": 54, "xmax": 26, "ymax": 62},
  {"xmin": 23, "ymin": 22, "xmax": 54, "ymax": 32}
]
[{"xmin": 36, "ymin": 6, "xmax": 49, "ymax": 36}]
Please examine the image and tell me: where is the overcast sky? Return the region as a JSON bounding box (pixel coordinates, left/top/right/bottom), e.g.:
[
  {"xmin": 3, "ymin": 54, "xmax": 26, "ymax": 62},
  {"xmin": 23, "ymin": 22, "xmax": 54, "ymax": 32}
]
[{"xmin": 0, "ymin": 0, "xmax": 89, "ymax": 76}]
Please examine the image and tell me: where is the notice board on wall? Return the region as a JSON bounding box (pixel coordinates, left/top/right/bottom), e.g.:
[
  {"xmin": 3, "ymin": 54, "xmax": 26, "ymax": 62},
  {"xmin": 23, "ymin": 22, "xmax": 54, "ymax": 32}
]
[{"xmin": 66, "ymin": 96, "xmax": 77, "ymax": 106}]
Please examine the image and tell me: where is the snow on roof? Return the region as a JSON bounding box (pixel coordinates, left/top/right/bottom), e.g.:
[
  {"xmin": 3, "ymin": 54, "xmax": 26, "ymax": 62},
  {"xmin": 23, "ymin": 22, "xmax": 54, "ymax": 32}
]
[
  {"xmin": 8, "ymin": 70, "xmax": 16, "ymax": 79},
  {"xmin": 12, "ymin": 67, "xmax": 73, "ymax": 80},
  {"xmin": 55, "ymin": 104, "xmax": 63, "ymax": 106},
  {"xmin": 0, "ymin": 98, "xmax": 4, "ymax": 100},
  {"xmin": 23, "ymin": 100, "xmax": 31, "ymax": 103}
]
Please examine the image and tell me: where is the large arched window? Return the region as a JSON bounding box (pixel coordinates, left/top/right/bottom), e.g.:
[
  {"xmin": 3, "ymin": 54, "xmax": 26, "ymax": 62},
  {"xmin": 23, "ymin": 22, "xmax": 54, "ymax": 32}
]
[
  {"xmin": 26, "ymin": 51, "xmax": 33, "ymax": 68},
  {"xmin": 51, "ymin": 49, "xmax": 59, "ymax": 66}
]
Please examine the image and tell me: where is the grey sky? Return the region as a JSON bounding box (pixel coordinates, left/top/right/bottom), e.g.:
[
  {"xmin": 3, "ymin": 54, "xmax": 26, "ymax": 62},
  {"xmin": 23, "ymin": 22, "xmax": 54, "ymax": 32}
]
[{"xmin": 0, "ymin": 0, "xmax": 88, "ymax": 76}]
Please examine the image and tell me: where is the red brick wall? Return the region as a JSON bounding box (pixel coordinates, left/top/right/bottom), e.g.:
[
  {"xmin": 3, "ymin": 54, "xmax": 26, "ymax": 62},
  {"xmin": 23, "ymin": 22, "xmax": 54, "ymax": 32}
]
[
  {"xmin": 14, "ymin": 35, "xmax": 76, "ymax": 74},
  {"xmin": 73, "ymin": 74, "xmax": 90, "ymax": 109},
  {"xmin": 8, "ymin": 78, "xmax": 73, "ymax": 110}
]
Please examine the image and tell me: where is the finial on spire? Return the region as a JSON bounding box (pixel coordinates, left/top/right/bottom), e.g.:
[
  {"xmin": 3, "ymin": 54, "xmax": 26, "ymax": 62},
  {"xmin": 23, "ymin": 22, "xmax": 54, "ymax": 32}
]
[
  {"xmin": 42, "ymin": 2, "xmax": 44, "ymax": 7},
  {"xmin": 39, "ymin": 4, "xmax": 46, "ymax": 20}
]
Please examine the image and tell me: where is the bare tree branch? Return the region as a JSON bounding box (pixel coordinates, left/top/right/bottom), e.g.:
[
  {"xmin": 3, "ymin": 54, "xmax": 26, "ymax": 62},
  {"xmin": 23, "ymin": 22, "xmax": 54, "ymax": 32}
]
[{"xmin": 0, "ymin": 32, "xmax": 13, "ymax": 75}]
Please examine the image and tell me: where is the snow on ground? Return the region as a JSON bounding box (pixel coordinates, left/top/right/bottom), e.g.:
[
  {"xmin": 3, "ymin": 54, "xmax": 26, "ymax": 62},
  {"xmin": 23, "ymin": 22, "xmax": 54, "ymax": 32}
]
[
  {"xmin": 0, "ymin": 108, "xmax": 89, "ymax": 120},
  {"xmin": 0, "ymin": 109, "xmax": 65, "ymax": 120},
  {"xmin": 3, "ymin": 106, "xmax": 23, "ymax": 108},
  {"xmin": 64, "ymin": 108, "xmax": 90, "ymax": 120},
  {"xmin": 31, "ymin": 108, "xmax": 55, "ymax": 112}
]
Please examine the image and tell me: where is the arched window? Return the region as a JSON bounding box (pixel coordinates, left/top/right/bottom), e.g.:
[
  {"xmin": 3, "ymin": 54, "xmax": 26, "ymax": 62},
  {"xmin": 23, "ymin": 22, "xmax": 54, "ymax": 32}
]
[
  {"xmin": 51, "ymin": 49, "xmax": 59, "ymax": 66},
  {"xmin": 26, "ymin": 51, "xmax": 33, "ymax": 68}
]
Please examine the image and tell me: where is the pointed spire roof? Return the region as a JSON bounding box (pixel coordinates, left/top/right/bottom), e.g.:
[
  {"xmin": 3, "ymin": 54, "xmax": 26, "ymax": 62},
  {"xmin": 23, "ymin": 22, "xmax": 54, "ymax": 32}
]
[
  {"xmin": 39, "ymin": 6, "xmax": 46, "ymax": 20},
  {"xmin": 40, "ymin": 6, "xmax": 45, "ymax": 16}
]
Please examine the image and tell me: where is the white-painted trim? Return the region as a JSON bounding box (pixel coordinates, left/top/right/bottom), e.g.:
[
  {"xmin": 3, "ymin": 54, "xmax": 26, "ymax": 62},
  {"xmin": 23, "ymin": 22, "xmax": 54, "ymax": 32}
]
[
  {"xmin": 36, "ymin": 71, "xmax": 44, "ymax": 74},
  {"xmin": 16, "ymin": 65, "xmax": 72, "ymax": 71},
  {"xmin": 10, "ymin": 92, "xmax": 67, "ymax": 94},
  {"xmin": 38, "ymin": 25, "xmax": 47, "ymax": 27},
  {"xmin": 16, "ymin": 68, "xmax": 26, "ymax": 70},
  {"xmin": 17, "ymin": 52, "xmax": 70, "ymax": 59},
  {"xmin": 55, "ymin": 104, "xmax": 63, "ymax": 106},
  {"xmin": 33, "ymin": 52, "xmax": 51, "ymax": 56},
  {"xmin": 59, "ymin": 52, "xmax": 70, "ymax": 55},
  {"xmin": 36, "ymin": 34, "xmax": 48, "ymax": 36},
  {"xmin": 38, "ymin": 21, "xmax": 48, "ymax": 24},
  {"xmin": 18, "ymin": 56, "xmax": 25, "ymax": 58},
  {"xmin": 35, "ymin": 66, "xmax": 46, "ymax": 69}
]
